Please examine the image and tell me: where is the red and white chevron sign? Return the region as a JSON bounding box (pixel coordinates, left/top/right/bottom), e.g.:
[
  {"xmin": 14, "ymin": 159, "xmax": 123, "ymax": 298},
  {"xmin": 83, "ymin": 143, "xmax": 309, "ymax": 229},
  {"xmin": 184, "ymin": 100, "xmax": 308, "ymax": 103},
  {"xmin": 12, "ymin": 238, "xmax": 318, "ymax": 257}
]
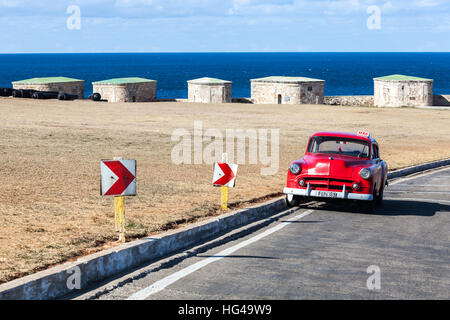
[
  {"xmin": 101, "ymin": 160, "xmax": 136, "ymax": 196},
  {"xmin": 212, "ymin": 162, "xmax": 238, "ymax": 188}
]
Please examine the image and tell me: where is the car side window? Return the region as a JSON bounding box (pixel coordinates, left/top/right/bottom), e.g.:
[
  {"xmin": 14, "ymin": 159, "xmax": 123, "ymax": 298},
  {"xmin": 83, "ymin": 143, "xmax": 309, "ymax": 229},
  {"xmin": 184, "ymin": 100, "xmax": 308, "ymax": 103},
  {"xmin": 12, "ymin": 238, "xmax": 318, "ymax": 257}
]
[{"xmin": 372, "ymin": 144, "xmax": 380, "ymax": 159}]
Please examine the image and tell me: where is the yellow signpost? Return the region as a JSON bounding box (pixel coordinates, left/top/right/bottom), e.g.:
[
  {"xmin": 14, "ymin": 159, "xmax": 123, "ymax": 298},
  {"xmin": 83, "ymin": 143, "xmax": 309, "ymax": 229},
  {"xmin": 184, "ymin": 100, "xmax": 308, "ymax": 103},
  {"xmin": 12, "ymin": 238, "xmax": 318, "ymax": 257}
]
[
  {"xmin": 221, "ymin": 186, "xmax": 229, "ymax": 210},
  {"xmin": 114, "ymin": 196, "xmax": 126, "ymax": 243}
]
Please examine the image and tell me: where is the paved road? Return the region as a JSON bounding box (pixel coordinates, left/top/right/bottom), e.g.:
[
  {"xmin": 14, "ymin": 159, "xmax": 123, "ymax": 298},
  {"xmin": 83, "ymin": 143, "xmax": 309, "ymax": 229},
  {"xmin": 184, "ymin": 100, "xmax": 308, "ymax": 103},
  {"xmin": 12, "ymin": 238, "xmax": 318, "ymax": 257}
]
[{"xmin": 75, "ymin": 167, "xmax": 450, "ymax": 300}]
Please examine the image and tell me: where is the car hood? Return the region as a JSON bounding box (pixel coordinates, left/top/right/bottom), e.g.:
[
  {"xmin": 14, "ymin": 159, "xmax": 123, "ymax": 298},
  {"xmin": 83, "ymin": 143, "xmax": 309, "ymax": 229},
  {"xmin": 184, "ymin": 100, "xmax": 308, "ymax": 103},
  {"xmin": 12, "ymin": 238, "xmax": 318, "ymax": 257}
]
[{"xmin": 301, "ymin": 154, "xmax": 369, "ymax": 178}]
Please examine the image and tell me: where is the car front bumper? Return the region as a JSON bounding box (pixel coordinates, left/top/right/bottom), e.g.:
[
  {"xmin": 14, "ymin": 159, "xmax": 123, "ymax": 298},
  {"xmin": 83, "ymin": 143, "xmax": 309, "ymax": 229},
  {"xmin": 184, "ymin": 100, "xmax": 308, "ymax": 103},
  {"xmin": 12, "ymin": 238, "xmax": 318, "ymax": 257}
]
[{"xmin": 283, "ymin": 186, "xmax": 373, "ymax": 201}]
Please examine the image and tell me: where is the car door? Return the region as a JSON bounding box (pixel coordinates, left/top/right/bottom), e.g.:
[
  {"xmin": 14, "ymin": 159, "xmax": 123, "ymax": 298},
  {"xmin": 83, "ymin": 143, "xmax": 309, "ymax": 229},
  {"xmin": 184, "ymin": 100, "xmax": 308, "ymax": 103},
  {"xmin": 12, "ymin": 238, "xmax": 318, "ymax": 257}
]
[{"xmin": 371, "ymin": 143, "xmax": 383, "ymax": 192}]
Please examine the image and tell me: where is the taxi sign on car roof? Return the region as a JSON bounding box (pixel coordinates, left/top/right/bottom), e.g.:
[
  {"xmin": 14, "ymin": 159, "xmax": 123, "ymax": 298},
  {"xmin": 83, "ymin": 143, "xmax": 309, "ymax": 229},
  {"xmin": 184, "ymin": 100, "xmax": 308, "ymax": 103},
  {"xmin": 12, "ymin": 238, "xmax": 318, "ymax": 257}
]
[{"xmin": 357, "ymin": 130, "xmax": 370, "ymax": 138}]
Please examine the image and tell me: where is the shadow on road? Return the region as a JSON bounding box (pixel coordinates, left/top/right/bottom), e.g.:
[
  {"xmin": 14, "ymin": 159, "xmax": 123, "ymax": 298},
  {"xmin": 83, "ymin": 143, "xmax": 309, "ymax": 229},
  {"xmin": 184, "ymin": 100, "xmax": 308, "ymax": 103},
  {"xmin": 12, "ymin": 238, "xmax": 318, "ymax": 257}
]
[
  {"xmin": 301, "ymin": 199, "xmax": 450, "ymax": 217},
  {"xmin": 279, "ymin": 220, "xmax": 324, "ymax": 224},
  {"xmin": 372, "ymin": 199, "xmax": 450, "ymax": 217},
  {"xmin": 196, "ymin": 255, "xmax": 278, "ymax": 259}
]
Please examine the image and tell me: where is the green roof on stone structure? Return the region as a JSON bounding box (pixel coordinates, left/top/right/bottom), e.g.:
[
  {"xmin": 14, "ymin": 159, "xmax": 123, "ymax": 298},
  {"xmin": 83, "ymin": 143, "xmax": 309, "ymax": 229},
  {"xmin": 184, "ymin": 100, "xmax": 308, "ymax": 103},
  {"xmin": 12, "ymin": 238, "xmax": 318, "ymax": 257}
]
[
  {"xmin": 251, "ymin": 76, "xmax": 325, "ymax": 83},
  {"xmin": 13, "ymin": 76, "xmax": 84, "ymax": 84},
  {"xmin": 187, "ymin": 77, "xmax": 232, "ymax": 85},
  {"xmin": 92, "ymin": 77, "xmax": 156, "ymax": 85},
  {"xmin": 374, "ymin": 74, "xmax": 433, "ymax": 82}
]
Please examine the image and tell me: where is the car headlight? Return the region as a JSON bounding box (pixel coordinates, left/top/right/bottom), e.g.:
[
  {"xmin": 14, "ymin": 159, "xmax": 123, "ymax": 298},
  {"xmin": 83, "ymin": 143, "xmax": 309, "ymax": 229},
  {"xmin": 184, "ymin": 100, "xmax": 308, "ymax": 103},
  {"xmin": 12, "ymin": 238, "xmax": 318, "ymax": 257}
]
[
  {"xmin": 289, "ymin": 163, "xmax": 301, "ymax": 175},
  {"xmin": 359, "ymin": 168, "xmax": 371, "ymax": 180}
]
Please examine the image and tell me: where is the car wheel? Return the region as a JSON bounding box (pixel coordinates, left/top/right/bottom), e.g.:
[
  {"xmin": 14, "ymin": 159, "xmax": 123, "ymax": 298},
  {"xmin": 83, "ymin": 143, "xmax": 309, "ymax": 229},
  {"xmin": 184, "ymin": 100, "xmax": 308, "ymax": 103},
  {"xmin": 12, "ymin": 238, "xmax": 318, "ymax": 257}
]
[
  {"xmin": 286, "ymin": 194, "xmax": 301, "ymax": 207},
  {"xmin": 376, "ymin": 188, "xmax": 384, "ymax": 205}
]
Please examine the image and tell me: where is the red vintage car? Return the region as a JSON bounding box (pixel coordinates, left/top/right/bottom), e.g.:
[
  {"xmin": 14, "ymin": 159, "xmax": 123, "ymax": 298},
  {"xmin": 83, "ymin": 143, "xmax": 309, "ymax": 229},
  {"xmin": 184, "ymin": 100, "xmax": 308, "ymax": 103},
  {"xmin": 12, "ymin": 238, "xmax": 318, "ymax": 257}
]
[{"xmin": 284, "ymin": 131, "xmax": 388, "ymax": 212}]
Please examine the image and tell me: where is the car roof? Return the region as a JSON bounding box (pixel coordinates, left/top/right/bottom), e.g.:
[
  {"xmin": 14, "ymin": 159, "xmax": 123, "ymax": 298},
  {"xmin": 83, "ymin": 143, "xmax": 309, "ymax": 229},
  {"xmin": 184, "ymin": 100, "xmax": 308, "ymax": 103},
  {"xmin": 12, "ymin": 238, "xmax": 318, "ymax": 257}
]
[{"xmin": 311, "ymin": 131, "xmax": 377, "ymax": 144}]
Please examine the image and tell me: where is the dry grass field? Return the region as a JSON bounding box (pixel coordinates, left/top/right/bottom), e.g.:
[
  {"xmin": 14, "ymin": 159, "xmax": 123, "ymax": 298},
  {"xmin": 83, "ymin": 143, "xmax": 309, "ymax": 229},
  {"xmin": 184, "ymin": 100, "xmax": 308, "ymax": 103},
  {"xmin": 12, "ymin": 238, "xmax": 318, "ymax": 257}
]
[{"xmin": 1, "ymin": 97, "xmax": 450, "ymax": 284}]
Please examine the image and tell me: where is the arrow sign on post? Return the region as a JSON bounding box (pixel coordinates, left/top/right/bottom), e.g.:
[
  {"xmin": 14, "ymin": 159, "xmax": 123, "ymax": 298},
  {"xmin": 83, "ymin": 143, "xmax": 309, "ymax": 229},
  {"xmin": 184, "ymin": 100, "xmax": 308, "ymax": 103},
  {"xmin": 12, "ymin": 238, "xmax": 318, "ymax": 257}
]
[
  {"xmin": 100, "ymin": 159, "xmax": 136, "ymax": 243},
  {"xmin": 212, "ymin": 162, "xmax": 238, "ymax": 188},
  {"xmin": 101, "ymin": 160, "xmax": 136, "ymax": 196},
  {"xmin": 213, "ymin": 157, "xmax": 238, "ymax": 210}
]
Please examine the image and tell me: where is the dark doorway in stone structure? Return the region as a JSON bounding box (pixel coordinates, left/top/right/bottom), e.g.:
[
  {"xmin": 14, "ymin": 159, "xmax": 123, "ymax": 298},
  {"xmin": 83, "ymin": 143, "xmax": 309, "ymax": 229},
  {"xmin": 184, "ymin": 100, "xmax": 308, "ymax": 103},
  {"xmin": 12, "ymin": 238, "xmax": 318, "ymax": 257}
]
[{"xmin": 278, "ymin": 94, "xmax": 282, "ymax": 104}]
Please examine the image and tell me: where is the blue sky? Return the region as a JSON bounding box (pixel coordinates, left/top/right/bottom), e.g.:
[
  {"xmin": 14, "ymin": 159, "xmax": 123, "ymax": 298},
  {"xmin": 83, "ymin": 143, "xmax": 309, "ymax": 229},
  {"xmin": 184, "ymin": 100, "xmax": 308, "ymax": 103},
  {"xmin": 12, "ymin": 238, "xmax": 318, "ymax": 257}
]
[{"xmin": 0, "ymin": 0, "xmax": 449, "ymax": 53}]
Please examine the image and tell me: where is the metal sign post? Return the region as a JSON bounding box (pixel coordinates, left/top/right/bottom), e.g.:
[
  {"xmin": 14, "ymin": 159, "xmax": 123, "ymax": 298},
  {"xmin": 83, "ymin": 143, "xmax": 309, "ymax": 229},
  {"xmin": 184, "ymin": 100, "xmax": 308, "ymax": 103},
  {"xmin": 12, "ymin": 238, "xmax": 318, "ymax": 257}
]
[
  {"xmin": 221, "ymin": 153, "xmax": 229, "ymax": 210},
  {"xmin": 114, "ymin": 196, "xmax": 126, "ymax": 242},
  {"xmin": 221, "ymin": 186, "xmax": 229, "ymax": 210}
]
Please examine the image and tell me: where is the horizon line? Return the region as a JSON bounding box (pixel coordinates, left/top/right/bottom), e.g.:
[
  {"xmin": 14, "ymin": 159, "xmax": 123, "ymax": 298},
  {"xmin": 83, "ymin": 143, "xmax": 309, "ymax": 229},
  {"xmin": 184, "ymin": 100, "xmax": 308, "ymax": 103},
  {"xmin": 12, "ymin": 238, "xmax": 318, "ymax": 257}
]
[{"xmin": 0, "ymin": 51, "xmax": 449, "ymax": 55}]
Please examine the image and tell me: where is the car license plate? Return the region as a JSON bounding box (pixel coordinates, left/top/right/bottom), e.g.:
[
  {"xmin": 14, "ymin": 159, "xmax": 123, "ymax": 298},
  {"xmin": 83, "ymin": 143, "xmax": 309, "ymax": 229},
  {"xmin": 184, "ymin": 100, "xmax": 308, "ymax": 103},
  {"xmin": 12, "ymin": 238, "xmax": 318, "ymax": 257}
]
[{"xmin": 317, "ymin": 191, "xmax": 338, "ymax": 198}]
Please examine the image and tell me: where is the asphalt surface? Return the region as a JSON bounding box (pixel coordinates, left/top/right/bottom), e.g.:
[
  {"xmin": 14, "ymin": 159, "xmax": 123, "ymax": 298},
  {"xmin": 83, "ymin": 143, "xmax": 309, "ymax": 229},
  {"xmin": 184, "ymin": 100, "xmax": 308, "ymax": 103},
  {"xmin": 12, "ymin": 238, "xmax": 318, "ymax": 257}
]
[{"xmin": 75, "ymin": 167, "xmax": 450, "ymax": 300}]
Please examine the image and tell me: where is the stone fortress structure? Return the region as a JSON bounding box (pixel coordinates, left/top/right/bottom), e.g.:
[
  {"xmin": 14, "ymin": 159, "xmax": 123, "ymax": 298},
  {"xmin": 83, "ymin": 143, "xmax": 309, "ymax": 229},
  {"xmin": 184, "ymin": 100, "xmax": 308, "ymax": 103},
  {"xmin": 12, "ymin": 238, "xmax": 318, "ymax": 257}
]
[
  {"xmin": 5, "ymin": 73, "xmax": 449, "ymax": 107},
  {"xmin": 324, "ymin": 95, "xmax": 374, "ymax": 107},
  {"xmin": 92, "ymin": 77, "xmax": 157, "ymax": 103},
  {"xmin": 373, "ymin": 74, "xmax": 434, "ymax": 107},
  {"xmin": 250, "ymin": 76, "xmax": 325, "ymax": 105},
  {"xmin": 187, "ymin": 77, "xmax": 232, "ymax": 104},
  {"xmin": 12, "ymin": 76, "xmax": 84, "ymax": 98}
]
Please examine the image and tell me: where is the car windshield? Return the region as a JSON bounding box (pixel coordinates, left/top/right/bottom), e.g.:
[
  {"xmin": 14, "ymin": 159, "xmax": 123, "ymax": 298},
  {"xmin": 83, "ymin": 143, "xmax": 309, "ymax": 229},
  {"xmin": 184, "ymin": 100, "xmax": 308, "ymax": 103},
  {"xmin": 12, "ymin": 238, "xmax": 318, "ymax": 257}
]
[{"xmin": 308, "ymin": 136, "xmax": 370, "ymax": 158}]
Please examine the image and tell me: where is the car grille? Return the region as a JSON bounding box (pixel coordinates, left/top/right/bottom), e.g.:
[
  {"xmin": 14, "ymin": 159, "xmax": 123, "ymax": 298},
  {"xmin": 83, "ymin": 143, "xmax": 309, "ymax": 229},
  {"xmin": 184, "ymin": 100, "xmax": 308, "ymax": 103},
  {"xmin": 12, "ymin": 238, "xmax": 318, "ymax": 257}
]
[{"xmin": 304, "ymin": 177, "xmax": 354, "ymax": 192}]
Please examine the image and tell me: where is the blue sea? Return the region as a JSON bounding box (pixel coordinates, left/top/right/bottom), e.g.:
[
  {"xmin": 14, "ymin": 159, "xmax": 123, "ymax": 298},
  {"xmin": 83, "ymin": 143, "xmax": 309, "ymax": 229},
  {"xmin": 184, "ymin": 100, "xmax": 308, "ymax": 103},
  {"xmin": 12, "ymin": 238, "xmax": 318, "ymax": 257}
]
[{"xmin": 0, "ymin": 53, "xmax": 449, "ymax": 99}]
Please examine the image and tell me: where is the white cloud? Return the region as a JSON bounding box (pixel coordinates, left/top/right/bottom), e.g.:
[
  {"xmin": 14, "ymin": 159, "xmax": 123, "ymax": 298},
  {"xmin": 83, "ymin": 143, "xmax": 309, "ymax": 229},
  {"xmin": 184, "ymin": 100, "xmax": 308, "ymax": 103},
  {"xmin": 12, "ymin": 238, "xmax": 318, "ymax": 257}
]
[
  {"xmin": 0, "ymin": 0, "xmax": 22, "ymax": 7},
  {"xmin": 413, "ymin": 0, "xmax": 443, "ymax": 8},
  {"xmin": 0, "ymin": 0, "xmax": 448, "ymax": 19},
  {"xmin": 0, "ymin": 0, "xmax": 449, "ymax": 52},
  {"xmin": 324, "ymin": 0, "xmax": 363, "ymax": 15}
]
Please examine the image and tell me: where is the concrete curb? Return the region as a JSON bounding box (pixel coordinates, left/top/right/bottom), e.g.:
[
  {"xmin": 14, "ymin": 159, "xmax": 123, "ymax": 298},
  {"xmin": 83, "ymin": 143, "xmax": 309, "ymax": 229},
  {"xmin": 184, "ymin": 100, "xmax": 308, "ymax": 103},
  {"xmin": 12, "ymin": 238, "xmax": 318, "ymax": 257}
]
[
  {"xmin": 1, "ymin": 158, "xmax": 450, "ymax": 300},
  {"xmin": 387, "ymin": 158, "xmax": 450, "ymax": 180},
  {"xmin": 0, "ymin": 197, "xmax": 286, "ymax": 300},
  {"xmin": 415, "ymin": 106, "xmax": 450, "ymax": 110}
]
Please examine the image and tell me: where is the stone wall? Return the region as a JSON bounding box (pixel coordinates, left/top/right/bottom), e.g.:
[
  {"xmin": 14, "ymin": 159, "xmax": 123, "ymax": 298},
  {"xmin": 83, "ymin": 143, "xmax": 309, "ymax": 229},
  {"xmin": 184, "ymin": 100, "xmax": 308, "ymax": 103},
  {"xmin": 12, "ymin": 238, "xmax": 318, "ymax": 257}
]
[
  {"xmin": 325, "ymin": 95, "xmax": 450, "ymax": 107},
  {"xmin": 93, "ymin": 82, "xmax": 157, "ymax": 103},
  {"xmin": 12, "ymin": 82, "xmax": 84, "ymax": 98},
  {"xmin": 374, "ymin": 80, "xmax": 433, "ymax": 107},
  {"xmin": 324, "ymin": 96, "xmax": 374, "ymax": 107},
  {"xmin": 237, "ymin": 94, "xmax": 450, "ymax": 107},
  {"xmin": 251, "ymin": 81, "xmax": 324, "ymax": 104},
  {"xmin": 188, "ymin": 83, "xmax": 232, "ymax": 104}
]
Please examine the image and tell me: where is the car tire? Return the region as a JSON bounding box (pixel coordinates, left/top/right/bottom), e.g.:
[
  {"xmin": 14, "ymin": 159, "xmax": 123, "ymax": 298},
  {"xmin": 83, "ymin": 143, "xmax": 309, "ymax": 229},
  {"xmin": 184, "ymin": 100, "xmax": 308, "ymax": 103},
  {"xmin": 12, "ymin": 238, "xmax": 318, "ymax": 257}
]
[
  {"xmin": 286, "ymin": 194, "xmax": 301, "ymax": 207},
  {"xmin": 376, "ymin": 188, "xmax": 384, "ymax": 205}
]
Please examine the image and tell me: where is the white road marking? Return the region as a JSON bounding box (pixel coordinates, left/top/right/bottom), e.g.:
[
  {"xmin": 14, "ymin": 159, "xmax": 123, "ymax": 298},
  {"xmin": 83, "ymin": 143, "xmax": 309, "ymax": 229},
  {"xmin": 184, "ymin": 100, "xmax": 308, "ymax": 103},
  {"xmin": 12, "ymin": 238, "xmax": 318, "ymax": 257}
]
[
  {"xmin": 127, "ymin": 209, "xmax": 315, "ymax": 300},
  {"xmin": 124, "ymin": 167, "xmax": 449, "ymax": 300},
  {"xmin": 387, "ymin": 191, "xmax": 450, "ymax": 194},
  {"xmin": 384, "ymin": 197, "xmax": 450, "ymax": 204},
  {"xmin": 389, "ymin": 166, "xmax": 450, "ymax": 186},
  {"xmin": 389, "ymin": 185, "xmax": 450, "ymax": 187}
]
